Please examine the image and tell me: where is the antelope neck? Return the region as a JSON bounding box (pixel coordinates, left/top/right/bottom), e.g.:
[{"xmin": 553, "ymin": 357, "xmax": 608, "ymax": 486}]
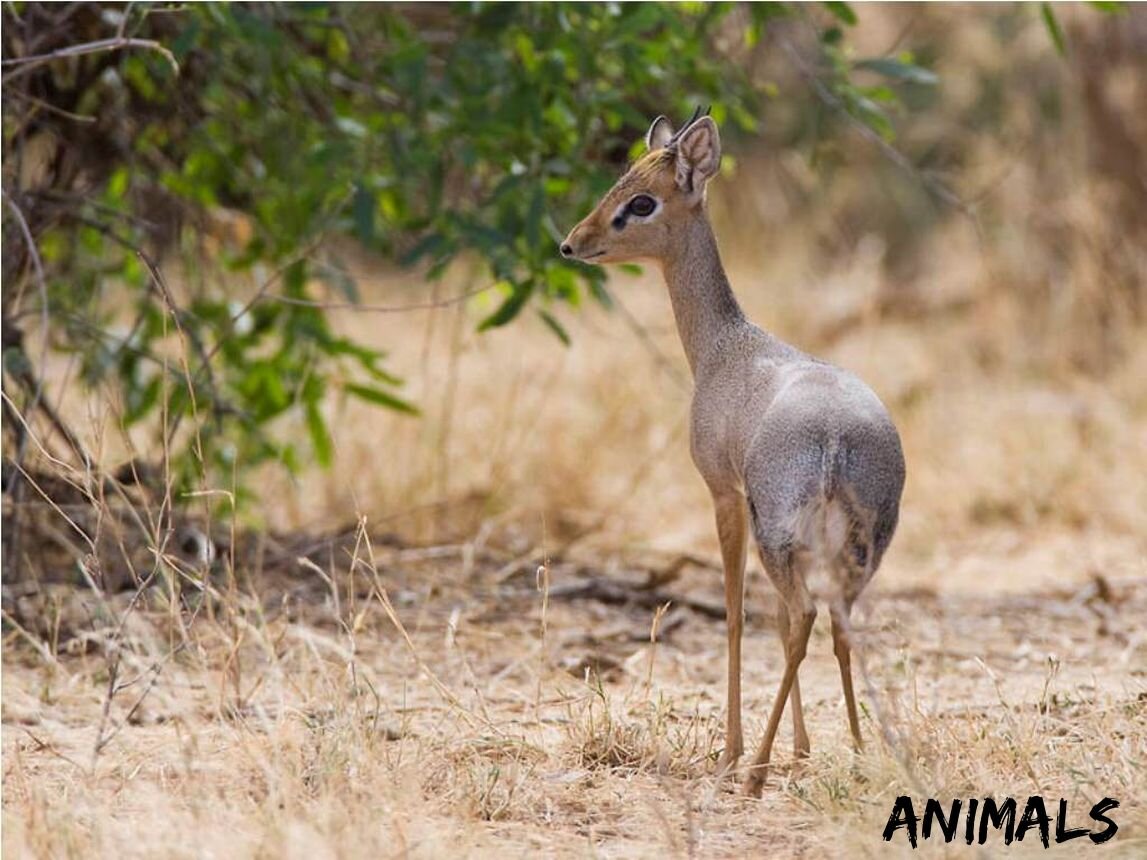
[{"xmin": 660, "ymin": 213, "xmax": 746, "ymax": 376}]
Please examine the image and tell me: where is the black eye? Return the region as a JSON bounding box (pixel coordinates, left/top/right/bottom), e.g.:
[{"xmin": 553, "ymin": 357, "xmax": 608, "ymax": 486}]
[{"xmin": 628, "ymin": 195, "xmax": 656, "ymax": 217}]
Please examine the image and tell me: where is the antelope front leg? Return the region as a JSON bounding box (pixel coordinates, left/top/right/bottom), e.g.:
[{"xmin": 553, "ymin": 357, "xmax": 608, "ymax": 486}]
[{"xmin": 712, "ymin": 493, "xmax": 748, "ymax": 780}]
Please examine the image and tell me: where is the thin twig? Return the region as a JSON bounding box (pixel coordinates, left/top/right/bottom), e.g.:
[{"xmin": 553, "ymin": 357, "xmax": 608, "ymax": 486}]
[
  {"xmin": 136, "ymin": 257, "xmax": 209, "ymax": 600},
  {"xmin": 432, "ymin": 289, "xmax": 469, "ymax": 539},
  {"xmin": 135, "ymin": 252, "xmax": 221, "ymax": 464},
  {"xmin": 92, "ymin": 645, "xmax": 184, "ymax": 764},
  {"xmin": 1, "ymin": 358, "xmax": 93, "ymax": 472},
  {"xmin": 92, "ymin": 652, "xmax": 122, "ymax": 767},
  {"xmin": 852, "ymin": 617, "xmax": 934, "ymax": 802},
  {"xmin": 2, "ymin": 189, "xmax": 92, "ymax": 591},
  {"xmin": 4, "ymin": 88, "xmax": 97, "ymax": 123},
  {"xmin": 2, "ymin": 191, "xmax": 51, "ymax": 422},
  {"xmin": 116, "ymin": 2, "xmax": 137, "ymax": 39},
  {"xmin": 1, "ymin": 36, "xmax": 179, "ymax": 80},
  {"xmin": 0, "ymin": 400, "xmax": 97, "ymax": 517},
  {"xmin": 264, "ymin": 282, "xmax": 495, "ymax": 314},
  {"xmin": 1, "ymin": 456, "xmax": 96, "ymax": 552}
]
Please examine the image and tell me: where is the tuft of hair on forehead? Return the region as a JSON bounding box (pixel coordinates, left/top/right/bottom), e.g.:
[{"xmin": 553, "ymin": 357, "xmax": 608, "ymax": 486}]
[{"xmin": 628, "ymin": 147, "xmax": 674, "ymax": 180}]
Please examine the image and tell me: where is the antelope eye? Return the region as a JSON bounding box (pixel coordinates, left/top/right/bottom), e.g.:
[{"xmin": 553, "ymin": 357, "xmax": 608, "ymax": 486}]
[{"xmin": 628, "ymin": 195, "xmax": 657, "ymax": 217}]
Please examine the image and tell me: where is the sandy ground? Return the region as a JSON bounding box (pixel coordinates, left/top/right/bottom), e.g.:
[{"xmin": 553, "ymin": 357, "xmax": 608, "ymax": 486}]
[{"xmin": 3, "ymin": 521, "xmax": 1145, "ymax": 857}]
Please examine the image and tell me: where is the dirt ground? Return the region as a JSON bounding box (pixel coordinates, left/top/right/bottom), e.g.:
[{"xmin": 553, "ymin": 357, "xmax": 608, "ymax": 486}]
[{"xmin": 3, "ymin": 518, "xmax": 1145, "ymax": 857}]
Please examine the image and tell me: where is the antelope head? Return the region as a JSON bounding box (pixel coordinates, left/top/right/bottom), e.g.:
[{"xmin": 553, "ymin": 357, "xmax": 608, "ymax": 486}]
[{"xmin": 560, "ymin": 107, "xmax": 722, "ymax": 266}]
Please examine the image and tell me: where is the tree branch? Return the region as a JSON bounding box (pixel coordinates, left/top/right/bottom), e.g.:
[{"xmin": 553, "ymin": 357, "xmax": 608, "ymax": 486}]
[{"xmin": 2, "ymin": 36, "xmax": 179, "ymax": 81}]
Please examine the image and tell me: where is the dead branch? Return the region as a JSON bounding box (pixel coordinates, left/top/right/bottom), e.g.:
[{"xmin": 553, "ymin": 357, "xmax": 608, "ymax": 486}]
[{"xmin": 543, "ymin": 576, "xmax": 740, "ymax": 623}]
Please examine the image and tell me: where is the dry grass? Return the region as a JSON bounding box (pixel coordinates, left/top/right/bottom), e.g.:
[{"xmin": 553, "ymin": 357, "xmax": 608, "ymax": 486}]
[
  {"xmin": 6, "ymin": 6, "xmax": 1147, "ymax": 856},
  {"xmin": 3, "ymin": 529, "xmax": 1145, "ymax": 857}
]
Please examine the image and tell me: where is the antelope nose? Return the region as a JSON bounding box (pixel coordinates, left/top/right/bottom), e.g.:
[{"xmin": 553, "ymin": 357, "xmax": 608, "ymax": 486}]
[{"xmin": 559, "ymin": 242, "xmax": 573, "ymax": 258}]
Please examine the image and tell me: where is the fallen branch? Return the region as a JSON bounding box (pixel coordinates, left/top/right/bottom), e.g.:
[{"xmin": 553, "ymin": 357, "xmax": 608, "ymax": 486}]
[{"xmin": 542, "ymin": 576, "xmax": 745, "ymax": 623}]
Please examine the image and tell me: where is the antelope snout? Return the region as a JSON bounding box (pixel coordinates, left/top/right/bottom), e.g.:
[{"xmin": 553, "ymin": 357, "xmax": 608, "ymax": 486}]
[
  {"xmin": 559, "ymin": 222, "xmax": 602, "ymax": 262},
  {"xmin": 559, "ymin": 224, "xmax": 583, "ymax": 258}
]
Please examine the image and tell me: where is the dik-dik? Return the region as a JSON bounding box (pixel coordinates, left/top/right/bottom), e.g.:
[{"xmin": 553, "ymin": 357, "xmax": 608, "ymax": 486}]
[{"xmin": 561, "ymin": 109, "xmax": 905, "ymax": 797}]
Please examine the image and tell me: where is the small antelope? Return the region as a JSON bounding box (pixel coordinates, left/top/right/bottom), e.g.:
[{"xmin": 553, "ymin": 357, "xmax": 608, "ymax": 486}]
[{"xmin": 561, "ymin": 109, "xmax": 905, "ymax": 797}]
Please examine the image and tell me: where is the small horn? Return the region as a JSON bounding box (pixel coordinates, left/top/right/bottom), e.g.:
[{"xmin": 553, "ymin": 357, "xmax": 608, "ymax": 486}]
[{"xmin": 667, "ymin": 105, "xmax": 711, "ymax": 148}]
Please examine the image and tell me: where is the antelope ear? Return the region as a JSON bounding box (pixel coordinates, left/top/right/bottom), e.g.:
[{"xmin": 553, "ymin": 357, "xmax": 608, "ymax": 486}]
[
  {"xmin": 674, "ymin": 117, "xmax": 721, "ymax": 197},
  {"xmin": 646, "ymin": 115, "xmax": 674, "ymax": 151}
]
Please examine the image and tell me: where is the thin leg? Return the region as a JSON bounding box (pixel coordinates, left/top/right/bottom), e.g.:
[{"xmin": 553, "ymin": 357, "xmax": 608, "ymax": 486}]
[
  {"xmin": 712, "ymin": 494, "xmax": 747, "ymax": 777},
  {"xmin": 777, "ymin": 604, "xmax": 810, "ymax": 759},
  {"xmin": 744, "ymin": 590, "xmax": 816, "ymax": 798},
  {"xmin": 831, "ymin": 605, "xmax": 863, "ymax": 751}
]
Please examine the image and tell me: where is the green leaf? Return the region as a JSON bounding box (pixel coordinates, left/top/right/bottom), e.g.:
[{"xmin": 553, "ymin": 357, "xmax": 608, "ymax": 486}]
[
  {"xmin": 305, "ymin": 400, "xmax": 333, "ymax": 467},
  {"xmin": 536, "ymin": 309, "xmax": 571, "ymax": 346},
  {"xmin": 400, "ymin": 233, "xmax": 449, "ymax": 267},
  {"xmin": 587, "ymin": 276, "xmax": 613, "ymax": 309},
  {"xmin": 124, "ymin": 376, "xmax": 161, "ymax": 425},
  {"xmin": 1086, "ymin": 1, "xmax": 1125, "ymax": 14},
  {"xmin": 284, "ymin": 260, "xmax": 307, "ymax": 298},
  {"xmin": 853, "ymin": 58, "xmax": 938, "ymax": 86},
  {"xmin": 823, "ymin": 2, "xmax": 857, "ymax": 26},
  {"xmin": 526, "ymin": 184, "xmax": 544, "ymax": 249},
  {"xmin": 746, "ymin": 2, "xmax": 790, "ymax": 46},
  {"xmin": 107, "ymin": 167, "xmax": 130, "ymax": 200},
  {"xmin": 344, "ymin": 383, "xmax": 420, "ymax": 415},
  {"xmin": 1041, "ymin": 3, "xmax": 1067, "ymax": 56},
  {"xmin": 852, "ymin": 97, "xmax": 894, "ymax": 141},
  {"xmin": 477, "ymin": 281, "xmax": 535, "ymax": 331},
  {"xmin": 861, "ymin": 85, "xmax": 899, "ymax": 105},
  {"xmin": 352, "ymin": 182, "xmax": 376, "ymax": 244},
  {"xmin": 822, "ymin": 26, "xmax": 843, "ymax": 46},
  {"xmin": 317, "ymin": 258, "xmax": 360, "ymax": 303}
]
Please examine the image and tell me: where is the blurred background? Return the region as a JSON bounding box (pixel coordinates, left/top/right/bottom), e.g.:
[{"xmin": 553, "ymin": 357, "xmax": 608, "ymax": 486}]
[{"xmin": 3, "ymin": 2, "xmax": 1145, "ymax": 591}]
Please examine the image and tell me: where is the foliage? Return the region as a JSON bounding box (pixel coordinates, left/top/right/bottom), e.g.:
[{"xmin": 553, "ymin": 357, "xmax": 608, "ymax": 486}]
[{"xmin": 1, "ymin": 1, "xmax": 937, "ymax": 498}]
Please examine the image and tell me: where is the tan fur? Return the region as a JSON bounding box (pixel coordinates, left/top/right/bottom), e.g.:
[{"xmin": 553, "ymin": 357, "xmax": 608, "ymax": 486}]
[
  {"xmin": 562, "ymin": 149, "xmax": 681, "ymax": 265},
  {"xmin": 562, "ymin": 113, "xmax": 906, "ymax": 797}
]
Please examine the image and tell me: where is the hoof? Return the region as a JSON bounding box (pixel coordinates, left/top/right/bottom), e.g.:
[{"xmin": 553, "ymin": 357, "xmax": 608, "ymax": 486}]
[
  {"xmin": 714, "ymin": 740, "xmax": 742, "ymax": 774},
  {"xmin": 743, "ymin": 763, "xmax": 768, "ymax": 798},
  {"xmin": 714, "ymin": 753, "xmax": 740, "ymax": 781}
]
